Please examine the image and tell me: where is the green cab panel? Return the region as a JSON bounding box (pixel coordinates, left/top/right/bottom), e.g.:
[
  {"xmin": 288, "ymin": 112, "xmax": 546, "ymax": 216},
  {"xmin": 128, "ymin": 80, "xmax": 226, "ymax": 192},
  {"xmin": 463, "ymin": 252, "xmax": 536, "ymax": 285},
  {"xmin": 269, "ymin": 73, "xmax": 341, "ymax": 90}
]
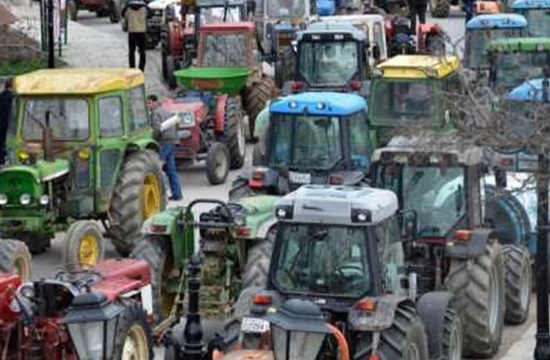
[{"xmin": 235, "ymin": 195, "xmax": 280, "ymax": 239}]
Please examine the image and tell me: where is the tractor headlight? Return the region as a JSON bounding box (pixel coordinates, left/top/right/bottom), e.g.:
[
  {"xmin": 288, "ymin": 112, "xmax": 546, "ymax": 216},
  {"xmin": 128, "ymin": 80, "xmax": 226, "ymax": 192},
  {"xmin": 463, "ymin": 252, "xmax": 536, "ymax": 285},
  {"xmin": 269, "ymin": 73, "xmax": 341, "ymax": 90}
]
[
  {"xmin": 20, "ymin": 284, "xmax": 35, "ymax": 298},
  {"xmin": 0, "ymin": 194, "xmax": 7, "ymax": 205},
  {"xmin": 20, "ymin": 194, "xmax": 31, "ymax": 205},
  {"xmin": 17, "ymin": 150, "xmax": 30, "ymax": 163},
  {"xmin": 352, "ymin": 209, "xmax": 371, "ymax": 223},
  {"xmin": 39, "ymin": 195, "xmax": 50, "ymax": 206}
]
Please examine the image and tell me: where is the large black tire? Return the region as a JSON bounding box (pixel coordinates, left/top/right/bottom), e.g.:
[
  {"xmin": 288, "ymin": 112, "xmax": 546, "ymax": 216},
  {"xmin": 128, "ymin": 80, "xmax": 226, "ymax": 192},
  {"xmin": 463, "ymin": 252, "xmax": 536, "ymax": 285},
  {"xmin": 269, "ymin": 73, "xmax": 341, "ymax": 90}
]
[
  {"xmin": 0, "ymin": 239, "xmax": 32, "ymax": 282},
  {"xmin": 228, "ymin": 176, "xmax": 254, "ymax": 201},
  {"xmin": 243, "ymin": 77, "xmax": 276, "ymax": 139},
  {"xmin": 502, "ymin": 245, "xmax": 531, "ymax": 325},
  {"xmin": 20, "ymin": 232, "xmax": 50, "ymax": 255},
  {"xmin": 109, "ymin": 150, "xmax": 166, "ymax": 256},
  {"xmin": 429, "ymin": 0, "xmax": 450, "ymax": 17},
  {"xmin": 145, "ymin": 32, "xmax": 159, "ymax": 50},
  {"xmin": 442, "ymin": 308, "xmax": 463, "ymax": 360},
  {"xmin": 110, "ymin": 301, "xmax": 154, "ymax": 360},
  {"xmin": 445, "ymin": 240, "xmax": 505, "ymax": 357},
  {"xmin": 206, "ymin": 142, "xmax": 230, "ymax": 185},
  {"xmin": 219, "ymin": 97, "xmax": 246, "ymax": 170},
  {"xmin": 241, "ymin": 228, "xmax": 275, "ymax": 289},
  {"xmin": 130, "ymin": 235, "xmax": 178, "ymax": 323},
  {"xmin": 63, "ymin": 220, "xmax": 105, "ymax": 266},
  {"xmin": 165, "ymin": 55, "xmax": 178, "ymax": 89},
  {"xmin": 365, "ymin": 304, "xmax": 430, "ymax": 360}
]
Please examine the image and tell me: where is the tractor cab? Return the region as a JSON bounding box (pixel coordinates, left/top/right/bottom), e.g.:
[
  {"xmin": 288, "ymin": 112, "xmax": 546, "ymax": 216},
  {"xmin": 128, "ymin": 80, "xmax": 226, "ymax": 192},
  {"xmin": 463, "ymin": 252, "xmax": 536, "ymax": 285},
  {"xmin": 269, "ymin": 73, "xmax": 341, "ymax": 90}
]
[
  {"xmin": 250, "ymin": 92, "xmax": 373, "ymax": 193},
  {"xmin": 512, "ymin": 0, "xmax": 550, "ymax": 37},
  {"xmin": 463, "ymin": 14, "xmax": 527, "ymax": 72},
  {"xmin": 487, "ymin": 37, "xmax": 550, "ymax": 95},
  {"xmin": 282, "ymin": 22, "xmax": 370, "ymax": 96},
  {"xmin": 368, "ymin": 55, "xmax": 462, "ymax": 146}
]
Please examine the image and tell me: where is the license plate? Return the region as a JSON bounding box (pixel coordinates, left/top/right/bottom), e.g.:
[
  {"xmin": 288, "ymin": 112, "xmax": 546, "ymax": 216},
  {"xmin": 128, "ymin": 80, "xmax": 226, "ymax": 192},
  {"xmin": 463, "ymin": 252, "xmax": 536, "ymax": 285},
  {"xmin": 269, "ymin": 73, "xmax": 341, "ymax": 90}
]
[
  {"xmin": 241, "ymin": 317, "xmax": 270, "ymax": 333},
  {"xmin": 289, "ymin": 171, "xmax": 311, "ymax": 184}
]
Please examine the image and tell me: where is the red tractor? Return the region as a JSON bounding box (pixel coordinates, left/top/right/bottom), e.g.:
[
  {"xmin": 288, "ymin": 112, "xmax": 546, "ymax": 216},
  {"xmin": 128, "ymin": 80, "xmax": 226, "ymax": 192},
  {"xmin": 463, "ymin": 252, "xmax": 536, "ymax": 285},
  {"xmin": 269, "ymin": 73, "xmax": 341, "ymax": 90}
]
[
  {"xmin": 0, "ymin": 258, "xmax": 159, "ymax": 359},
  {"xmin": 385, "ymin": 15, "xmax": 447, "ymax": 56}
]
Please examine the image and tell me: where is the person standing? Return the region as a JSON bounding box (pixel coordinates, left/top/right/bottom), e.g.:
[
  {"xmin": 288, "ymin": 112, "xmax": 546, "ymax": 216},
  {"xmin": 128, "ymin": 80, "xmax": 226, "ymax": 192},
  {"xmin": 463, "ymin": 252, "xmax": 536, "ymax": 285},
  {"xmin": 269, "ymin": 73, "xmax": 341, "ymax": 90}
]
[
  {"xmin": 407, "ymin": 0, "xmax": 428, "ymax": 34},
  {"xmin": 0, "ymin": 78, "xmax": 14, "ymax": 165},
  {"xmin": 122, "ymin": 0, "xmax": 147, "ymax": 71},
  {"xmin": 147, "ymin": 94, "xmax": 183, "ymax": 201},
  {"xmin": 463, "ymin": 0, "xmax": 475, "ymax": 25}
]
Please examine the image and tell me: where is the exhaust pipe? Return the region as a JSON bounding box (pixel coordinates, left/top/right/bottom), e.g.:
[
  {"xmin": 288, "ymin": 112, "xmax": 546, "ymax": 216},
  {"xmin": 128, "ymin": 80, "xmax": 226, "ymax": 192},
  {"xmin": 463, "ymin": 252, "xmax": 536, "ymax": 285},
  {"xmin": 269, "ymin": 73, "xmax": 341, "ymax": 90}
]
[{"xmin": 43, "ymin": 111, "xmax": 54, "ymax": 162}]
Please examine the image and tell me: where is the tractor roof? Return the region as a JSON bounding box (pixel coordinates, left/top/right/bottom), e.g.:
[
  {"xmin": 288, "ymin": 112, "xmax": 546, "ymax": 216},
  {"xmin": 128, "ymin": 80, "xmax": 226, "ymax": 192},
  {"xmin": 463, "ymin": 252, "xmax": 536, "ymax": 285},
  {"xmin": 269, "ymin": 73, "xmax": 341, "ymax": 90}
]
[
  {"xmin": 275, "ymin": 185, "xmax": 398, "ymax": 225},
  {"xmin": 196, "ymin": 0, "xmax": 247, "ymax": 7},
  {"xmin": 297, "ymin": 22, "xmax": 366, "ymax": 42},
  {"xmin": 512, "ymin": 0, "xmax": 550, "ymax": 9},
  {"xmin": 466, "ymin": 14, "xmax": 527, "ymax": 30},
  {"xmin": 487, "ymin": 37, "xmax": 550, "ymax": 52},
  {"xmin": 199, "ymin": 21, "xmax": 255, "ymax": 33},
  {"xmin": 375, "ymin": 55, "xmax": 460, "ymax": 79},
  {"xmin": 13, "ymin": 68, "xmax": 144, "ymax": 95},
  {"xmin": 506, "ymin": 78, "xmax": 550, "ymax": 102},
  {"xmin": 371, "ymin": 133, "xmax": 490, "ymax": 166},
  {"xmin": 321, "ymin": 14, "xmax": 385, "ymax": 25},
  {"xmin": 270, "ymin": 92, "xmax": 366, "ymax": 116}
]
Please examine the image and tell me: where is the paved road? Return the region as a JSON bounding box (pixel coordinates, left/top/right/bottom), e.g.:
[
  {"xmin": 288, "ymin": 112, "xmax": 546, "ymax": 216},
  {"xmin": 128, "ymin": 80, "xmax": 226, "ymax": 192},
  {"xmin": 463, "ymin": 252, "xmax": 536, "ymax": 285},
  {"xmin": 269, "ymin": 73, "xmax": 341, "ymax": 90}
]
[{"xmin": 27, "ymin": 7, "xmax": 535, "ymax": 359}]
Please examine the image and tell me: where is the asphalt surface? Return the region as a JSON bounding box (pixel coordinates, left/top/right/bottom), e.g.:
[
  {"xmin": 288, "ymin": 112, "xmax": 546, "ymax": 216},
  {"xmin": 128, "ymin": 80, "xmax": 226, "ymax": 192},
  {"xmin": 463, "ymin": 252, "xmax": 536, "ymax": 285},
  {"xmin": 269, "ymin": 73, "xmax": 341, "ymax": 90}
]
[{"xmin": 29, "ymin": 8, "xmax": 536, "ymax": 359}]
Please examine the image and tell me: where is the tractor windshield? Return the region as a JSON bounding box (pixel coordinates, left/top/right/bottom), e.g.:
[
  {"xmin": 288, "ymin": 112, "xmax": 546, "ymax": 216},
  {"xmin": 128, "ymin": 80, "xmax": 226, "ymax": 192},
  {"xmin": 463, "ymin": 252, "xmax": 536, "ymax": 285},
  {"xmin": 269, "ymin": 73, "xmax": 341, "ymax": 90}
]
[
  {"xmin": 202, "ymin": 33, "xmax": 248, "ymax": 67},
  {"xmin": 463, "ymin": 28, "xmax": 523, "ymax": 69},
  {"xmin": 298, "ymin": 41, "xmax": 360, "ymax": 87},
  {"xmin": 22, "ymin": 98, "xmax": 89, "ymax": 140},
  {"xmin": 273, "ymin": 223, "xmax": 371, "ymax": 297},
  {"xmin": 371, "ymin": 80, "xmax": 435, "ymax": 125},
  {"xmin": 266, "ymin": 0, "xmax": 305, "ymax": 17},
  {"xmin": 200, "ymin": 6, "xmax": 242, "ymax": 23},
  {"xmin": 491, "ymin": 51, "xmax": 549, "ymax": 94},
  {"xmin": 520, "ymin": 9, "xmax": 550, "ymax": 37},
  {"xmin": 268, "ymin": 114, "xmax": 343, "ymax": 171}
]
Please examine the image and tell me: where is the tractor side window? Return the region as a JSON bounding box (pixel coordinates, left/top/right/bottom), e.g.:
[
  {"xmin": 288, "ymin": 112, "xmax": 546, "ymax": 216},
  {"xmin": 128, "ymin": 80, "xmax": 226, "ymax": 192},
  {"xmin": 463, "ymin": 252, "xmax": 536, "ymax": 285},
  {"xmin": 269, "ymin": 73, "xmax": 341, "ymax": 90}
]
[
  {"xmin": 98, "ymin": 97, "xmax": 123, "ymax": 138},
  {"xmin": 373, "ymin": 22, "xmax": 385, "ymax": 58},
  {"xmin": 129, "ymin": 86, "xmax": 148, "ymax": 131},
  {"xmin": 371, "ymin": 81, "xmax": 434, "ymax": 123},
  {"xmin": 374, "ymin": 218, "xmax": 404, "ymax": 294},
  {"xmin": 348, "ymin": 111, "xmax": 372, "ymax": 170}
]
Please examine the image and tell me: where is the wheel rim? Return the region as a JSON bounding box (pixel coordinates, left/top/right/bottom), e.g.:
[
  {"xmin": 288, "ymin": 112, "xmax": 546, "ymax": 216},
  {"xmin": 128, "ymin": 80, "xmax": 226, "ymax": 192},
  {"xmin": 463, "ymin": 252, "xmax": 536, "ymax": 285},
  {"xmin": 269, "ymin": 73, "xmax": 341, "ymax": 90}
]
[
  {"xmin": 214, "ymin": 150, "xmax": 228, "ymax": 180},
  {"xmin": 122, "ymin": 324, "xmax": 149, "ymax": 360},
  {"xmin": 449, "ymin": 320, "xmax": 463, "ymax": 360},
  {"xmin": 404, "ymin": 342, "xmax": 421, "ymax": 360},
  {"xmin": 488, "ymin": 264, "xmax": 501, "ymax": 333},
  {"xmin": 13, "ymin": 257, "xmax": 30, "ymax": 282},
  {"xmin": 520, "ymin": 262, "xmax": 531, "ymax": 312},
  {"xmin": 237, "ymin": 117, "xmax": 245, "ymax": 157},
  {"xmin": 142, "ymin": 173, "xmax": 161, "ymax": 219},
  {"xmin": 79, "ymin": 234, "xmax": 100, "ymax": 265}
]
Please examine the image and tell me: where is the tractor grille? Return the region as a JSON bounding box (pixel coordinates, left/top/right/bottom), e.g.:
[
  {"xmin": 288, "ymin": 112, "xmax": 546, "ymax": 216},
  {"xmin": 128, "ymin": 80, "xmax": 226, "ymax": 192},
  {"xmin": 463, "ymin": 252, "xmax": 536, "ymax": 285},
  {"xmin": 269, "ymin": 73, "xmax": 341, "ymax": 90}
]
[{"xmin": 0, "ymin": 171, "xmax": 38, "ymax": 206}]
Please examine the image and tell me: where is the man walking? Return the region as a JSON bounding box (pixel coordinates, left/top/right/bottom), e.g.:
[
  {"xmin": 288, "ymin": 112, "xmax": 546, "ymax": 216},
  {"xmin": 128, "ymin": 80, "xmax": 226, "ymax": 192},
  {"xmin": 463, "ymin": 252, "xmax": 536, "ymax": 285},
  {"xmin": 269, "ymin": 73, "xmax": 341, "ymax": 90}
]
[
  {"xmin": 147, "ymin": 94, "xmax": 183, "ymax": 201},
  {"xmin": 407, "ymin": 0, "xmax": 428, "ymax": 34},
  {"xmin": 122, "ymin": 0, "xmax": 147, "ymax": 71},
  {"xmin": 0, "ymin": 78, "xmax": 14, "ymax": 165}
]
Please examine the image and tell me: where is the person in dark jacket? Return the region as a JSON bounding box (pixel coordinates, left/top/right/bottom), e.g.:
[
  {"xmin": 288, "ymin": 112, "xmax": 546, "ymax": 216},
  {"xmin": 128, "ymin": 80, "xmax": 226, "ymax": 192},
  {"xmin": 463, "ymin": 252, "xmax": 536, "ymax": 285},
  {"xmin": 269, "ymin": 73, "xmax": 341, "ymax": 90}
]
[
  {"xmin": 0, "ymin": 78, "xmax": 14, "ymax": 165},
  {"xmin": 122, "ymin": 0, "xmax": 147, "ymax": 71},
  {"xmin": 407, "ymin": 0, "xmax": 427, "ymax": 34},
  {"xmin": 147, "ymin": 94, "xmax": 183, "ymax": 201}
]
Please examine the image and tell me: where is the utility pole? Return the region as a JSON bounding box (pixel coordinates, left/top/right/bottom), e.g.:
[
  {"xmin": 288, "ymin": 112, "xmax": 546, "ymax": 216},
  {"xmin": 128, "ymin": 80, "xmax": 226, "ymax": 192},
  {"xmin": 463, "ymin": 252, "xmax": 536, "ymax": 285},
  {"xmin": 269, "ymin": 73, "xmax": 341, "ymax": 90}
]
[
  {"xmin": 534, "ymin": 76, "xmax": 550, "ymax": 360},
  {"xmin": 47, "ymin": 0, "xmax": 55, "ymax": 68}
]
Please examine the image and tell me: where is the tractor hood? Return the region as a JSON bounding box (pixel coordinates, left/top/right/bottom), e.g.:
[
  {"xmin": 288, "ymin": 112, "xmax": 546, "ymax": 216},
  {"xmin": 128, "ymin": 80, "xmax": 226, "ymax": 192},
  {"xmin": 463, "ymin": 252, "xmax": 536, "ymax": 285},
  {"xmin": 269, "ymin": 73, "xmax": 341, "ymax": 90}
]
[{"xmin": 0, "ymin": 159, "xmax": 70, "ymax": 183}]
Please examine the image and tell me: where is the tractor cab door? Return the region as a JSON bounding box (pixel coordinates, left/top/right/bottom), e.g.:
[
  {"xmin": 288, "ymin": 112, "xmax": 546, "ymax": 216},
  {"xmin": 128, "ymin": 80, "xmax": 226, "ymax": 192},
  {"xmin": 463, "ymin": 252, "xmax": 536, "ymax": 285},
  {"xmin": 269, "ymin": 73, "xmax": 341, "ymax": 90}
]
[
  {"xmin": 374, "ymin": 217, "xmax": 406, "ymax": 296},
  {"xmin": 94, "ymin": 91, "xmax": 126, "ymax": 213}
]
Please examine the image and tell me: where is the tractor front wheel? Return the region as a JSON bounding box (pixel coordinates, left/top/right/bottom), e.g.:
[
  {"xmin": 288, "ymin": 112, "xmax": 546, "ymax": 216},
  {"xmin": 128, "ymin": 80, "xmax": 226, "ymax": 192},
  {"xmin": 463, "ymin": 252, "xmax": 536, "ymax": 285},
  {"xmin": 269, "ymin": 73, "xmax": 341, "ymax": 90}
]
[
  {"xmin": 63, "ymin": 220, "xmax": 105, "ymax": 266},
  {"xmin": 110, "ymin": 301, "xmax": 154, "ymax": 360},
  {"xmin": 110, "ymin": 150, "xmax": 166, "ymax": 256},
  {"xmin": 241, "ymin": 228, "xmax": 275, "ymax": 289},
  {"xmin": 503, "ymin": 245, "xmax": 531, "ymax": 325},
  {"xmin": 20, "ymin": 232, "xmax": 50, "ymax": 255},
  {"xmin": 219, "ymin": 97, "xmax": 246, "ymax": 169},
  {"xmin": 0, "ymin": 239, "xmax": 32, "ymax": 282},
  {"xmin": 165, "ymin": 55, "xmax": 178, "ymax": 89},
  {"xmin": 130, "ymin": 235, "xmax": 179, "ymax": 323},
  {"xmin": 206, "ymin": 142, "xmax": 230, "ymax": 185},
  {"xmin": 243, "ymin": 77, "xmax": 277, "ymax": 139}
]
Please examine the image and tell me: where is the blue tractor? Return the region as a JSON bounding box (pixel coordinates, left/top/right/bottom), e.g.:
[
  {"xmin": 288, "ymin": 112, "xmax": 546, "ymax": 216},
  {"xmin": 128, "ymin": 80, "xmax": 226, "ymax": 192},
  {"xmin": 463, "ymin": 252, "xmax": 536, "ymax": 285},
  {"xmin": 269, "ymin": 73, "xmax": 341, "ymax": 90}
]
[
  {"xmin": 231, "ymin": 92, "xmax": 373, "ymax": 199},
  {"xmin": 463, "ymin": 14, "xmax": 527, "ymax": 76},
  {"xmin": 280, "ymin": 22, "xmax": 371, "ymax": 97},
  {"xmin": 317, "ymin": 0, "xmax": 337, "ymax": 15},
  {"xmin": 511, "ymin": 0, "xmax": 550, "ymax": 36}
]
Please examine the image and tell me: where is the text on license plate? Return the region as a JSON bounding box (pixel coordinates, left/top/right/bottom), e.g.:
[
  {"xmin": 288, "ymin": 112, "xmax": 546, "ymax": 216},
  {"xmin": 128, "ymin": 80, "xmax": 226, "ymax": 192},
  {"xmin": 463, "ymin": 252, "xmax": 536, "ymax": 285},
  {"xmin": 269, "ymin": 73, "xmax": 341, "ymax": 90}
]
[
  {"xmin": 240, "ymin": 317, "xmax": 270, "ymax": 333},
  {"xmin": 289, "ymin": 171, "xmax": 311, "ymax": 184}
]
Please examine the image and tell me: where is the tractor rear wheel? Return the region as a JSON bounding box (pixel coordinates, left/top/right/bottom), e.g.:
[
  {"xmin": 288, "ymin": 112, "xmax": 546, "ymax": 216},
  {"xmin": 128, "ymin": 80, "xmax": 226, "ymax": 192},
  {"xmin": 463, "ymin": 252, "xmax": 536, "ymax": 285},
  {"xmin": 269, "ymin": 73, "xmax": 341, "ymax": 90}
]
[
  {"xmin": 445, "ymin": 240, "xmax": 505, "ymax": 357},
  {"xmin": 219, "ymin": 97, "xmax": 246, "ymax": 170},
  {"xmin": 206, "ymin": 142, "xmax": 230, "ymax": 185},
  {"xmin": 130, "ymin": 235, "xmax": 180, "ymax": 323},
  {"xmin": 0, "ymin": 239, "xmax": 32, "ymax": 282},
  {"xmin": 110, "ymin": 301, "xmax": 153, "ymax": 360},
  {"xmin": 241, "ymin": 228, "xmax": 275, "ymax": 289},
  {"xmin": 21, "ymin": 233, "xmax": 50, "ymax": 255},
  {"xmin": 165, "ymin": 55, "xmax": 178, "ymax": 89},
  {"xmin": 243, "ymin": 77, "xmax": 277, "ymax": 139},
  {"xmin": 110, "ymin": 150, "xmax": 166, "ymax": 256},
  {"xmin": 63, "ymin": 220, "xmax": 105, "ymax": 266},
  {"xmin": 502, "ymin": 245, "xmax": 531, "ymax": 325},
  {"xmin": 429, "ymin": 0, "xmax": 450, "ymax": 17}
]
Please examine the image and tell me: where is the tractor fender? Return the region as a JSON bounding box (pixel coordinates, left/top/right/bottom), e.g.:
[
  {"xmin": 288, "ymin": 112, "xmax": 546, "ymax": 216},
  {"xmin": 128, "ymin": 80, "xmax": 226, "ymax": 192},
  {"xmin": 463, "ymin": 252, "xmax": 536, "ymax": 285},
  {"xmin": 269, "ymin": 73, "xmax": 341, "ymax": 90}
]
[
  {"xmin": 127, "ymin": 139, "xmax": 160, "ymax": 154},
  {"xmin": 445, "ymin": 228, "xmax": 495, "ymax": 259},
  {"xmin": 348, "ymin": 295, "xmax": 414, "ymax": 332},
  {"xmin": 141, "ymin": 207, "xmax": 181, "ymax": 236},
  {"xmin": 215, "ymin": 94, "xmax": 229, "ymax": 133},
  {"xmin": 416, "ymin": 291, "xmax": 453, "ymax": 360},
  {"xmin": 256, "ymin": 217, "xmax": 278, "ymax": 239}
]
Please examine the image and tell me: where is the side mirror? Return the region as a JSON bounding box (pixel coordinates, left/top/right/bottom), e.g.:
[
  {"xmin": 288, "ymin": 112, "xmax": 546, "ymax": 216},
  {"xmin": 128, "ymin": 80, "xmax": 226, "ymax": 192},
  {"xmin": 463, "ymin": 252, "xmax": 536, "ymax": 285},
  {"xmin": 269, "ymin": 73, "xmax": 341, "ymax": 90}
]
[
  {"xmin": 266, "ymin": 22, "xmax": 273, "ymax": 39},
  {"xmin": 372, "ymin": 45, "xmax": 381, "ymax": 61}
]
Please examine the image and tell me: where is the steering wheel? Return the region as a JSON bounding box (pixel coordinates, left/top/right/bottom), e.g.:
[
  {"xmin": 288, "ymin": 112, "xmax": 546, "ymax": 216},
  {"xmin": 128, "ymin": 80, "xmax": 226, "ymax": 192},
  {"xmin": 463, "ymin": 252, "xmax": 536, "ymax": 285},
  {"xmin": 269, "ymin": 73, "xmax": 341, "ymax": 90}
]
[
  {"xmin": 332, "ymin": 264, "xmax": 366, "ymax": 292},
  {"xmin": 55, "ymin": 263, "xmax": 102, "ymax": 289}
]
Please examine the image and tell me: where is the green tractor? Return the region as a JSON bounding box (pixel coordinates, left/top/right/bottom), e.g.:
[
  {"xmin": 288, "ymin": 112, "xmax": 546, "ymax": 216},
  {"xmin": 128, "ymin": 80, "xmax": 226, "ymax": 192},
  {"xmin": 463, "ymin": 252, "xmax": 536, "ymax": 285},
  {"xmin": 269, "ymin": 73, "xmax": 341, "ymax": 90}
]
[{"xmin": 1, "ymin": 68, "xmax": 166, "ymax": 263}]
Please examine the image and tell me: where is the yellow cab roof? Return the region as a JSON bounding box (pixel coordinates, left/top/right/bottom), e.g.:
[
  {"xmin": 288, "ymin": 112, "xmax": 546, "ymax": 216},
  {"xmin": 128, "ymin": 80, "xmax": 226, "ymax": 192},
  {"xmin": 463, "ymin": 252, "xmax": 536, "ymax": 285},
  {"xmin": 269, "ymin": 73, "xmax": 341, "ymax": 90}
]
[
  {"xmin": 376, "ymin": 55, "xmax": 461, "ymax": 79},
  {"xmin": 14, "ymin": 68, "xmax": 145, "ymax": 95}
]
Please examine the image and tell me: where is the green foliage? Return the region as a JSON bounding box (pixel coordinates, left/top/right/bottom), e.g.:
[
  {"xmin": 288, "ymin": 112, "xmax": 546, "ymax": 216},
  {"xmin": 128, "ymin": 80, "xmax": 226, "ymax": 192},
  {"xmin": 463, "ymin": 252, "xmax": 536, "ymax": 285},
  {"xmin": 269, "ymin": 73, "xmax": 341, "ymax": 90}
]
[{"xmin": 0, "ymin": 58, "xmax": 47, "ymax": 76}]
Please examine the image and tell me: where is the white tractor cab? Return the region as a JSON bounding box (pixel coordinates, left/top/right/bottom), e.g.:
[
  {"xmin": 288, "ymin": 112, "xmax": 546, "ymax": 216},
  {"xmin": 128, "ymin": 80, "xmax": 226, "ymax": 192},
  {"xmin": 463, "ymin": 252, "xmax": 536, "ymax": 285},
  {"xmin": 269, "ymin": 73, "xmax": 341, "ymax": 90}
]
[
  {"xmin": 232, "ymin": 185, "xmax": 464, "ymax": 360},
  {"xmin": 146, "ymin": 0, "xmax": 180, "ymax": 49},
  {"xmin": 320, "ymin": 14, "xmax": 388, "ymax": 65}
]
